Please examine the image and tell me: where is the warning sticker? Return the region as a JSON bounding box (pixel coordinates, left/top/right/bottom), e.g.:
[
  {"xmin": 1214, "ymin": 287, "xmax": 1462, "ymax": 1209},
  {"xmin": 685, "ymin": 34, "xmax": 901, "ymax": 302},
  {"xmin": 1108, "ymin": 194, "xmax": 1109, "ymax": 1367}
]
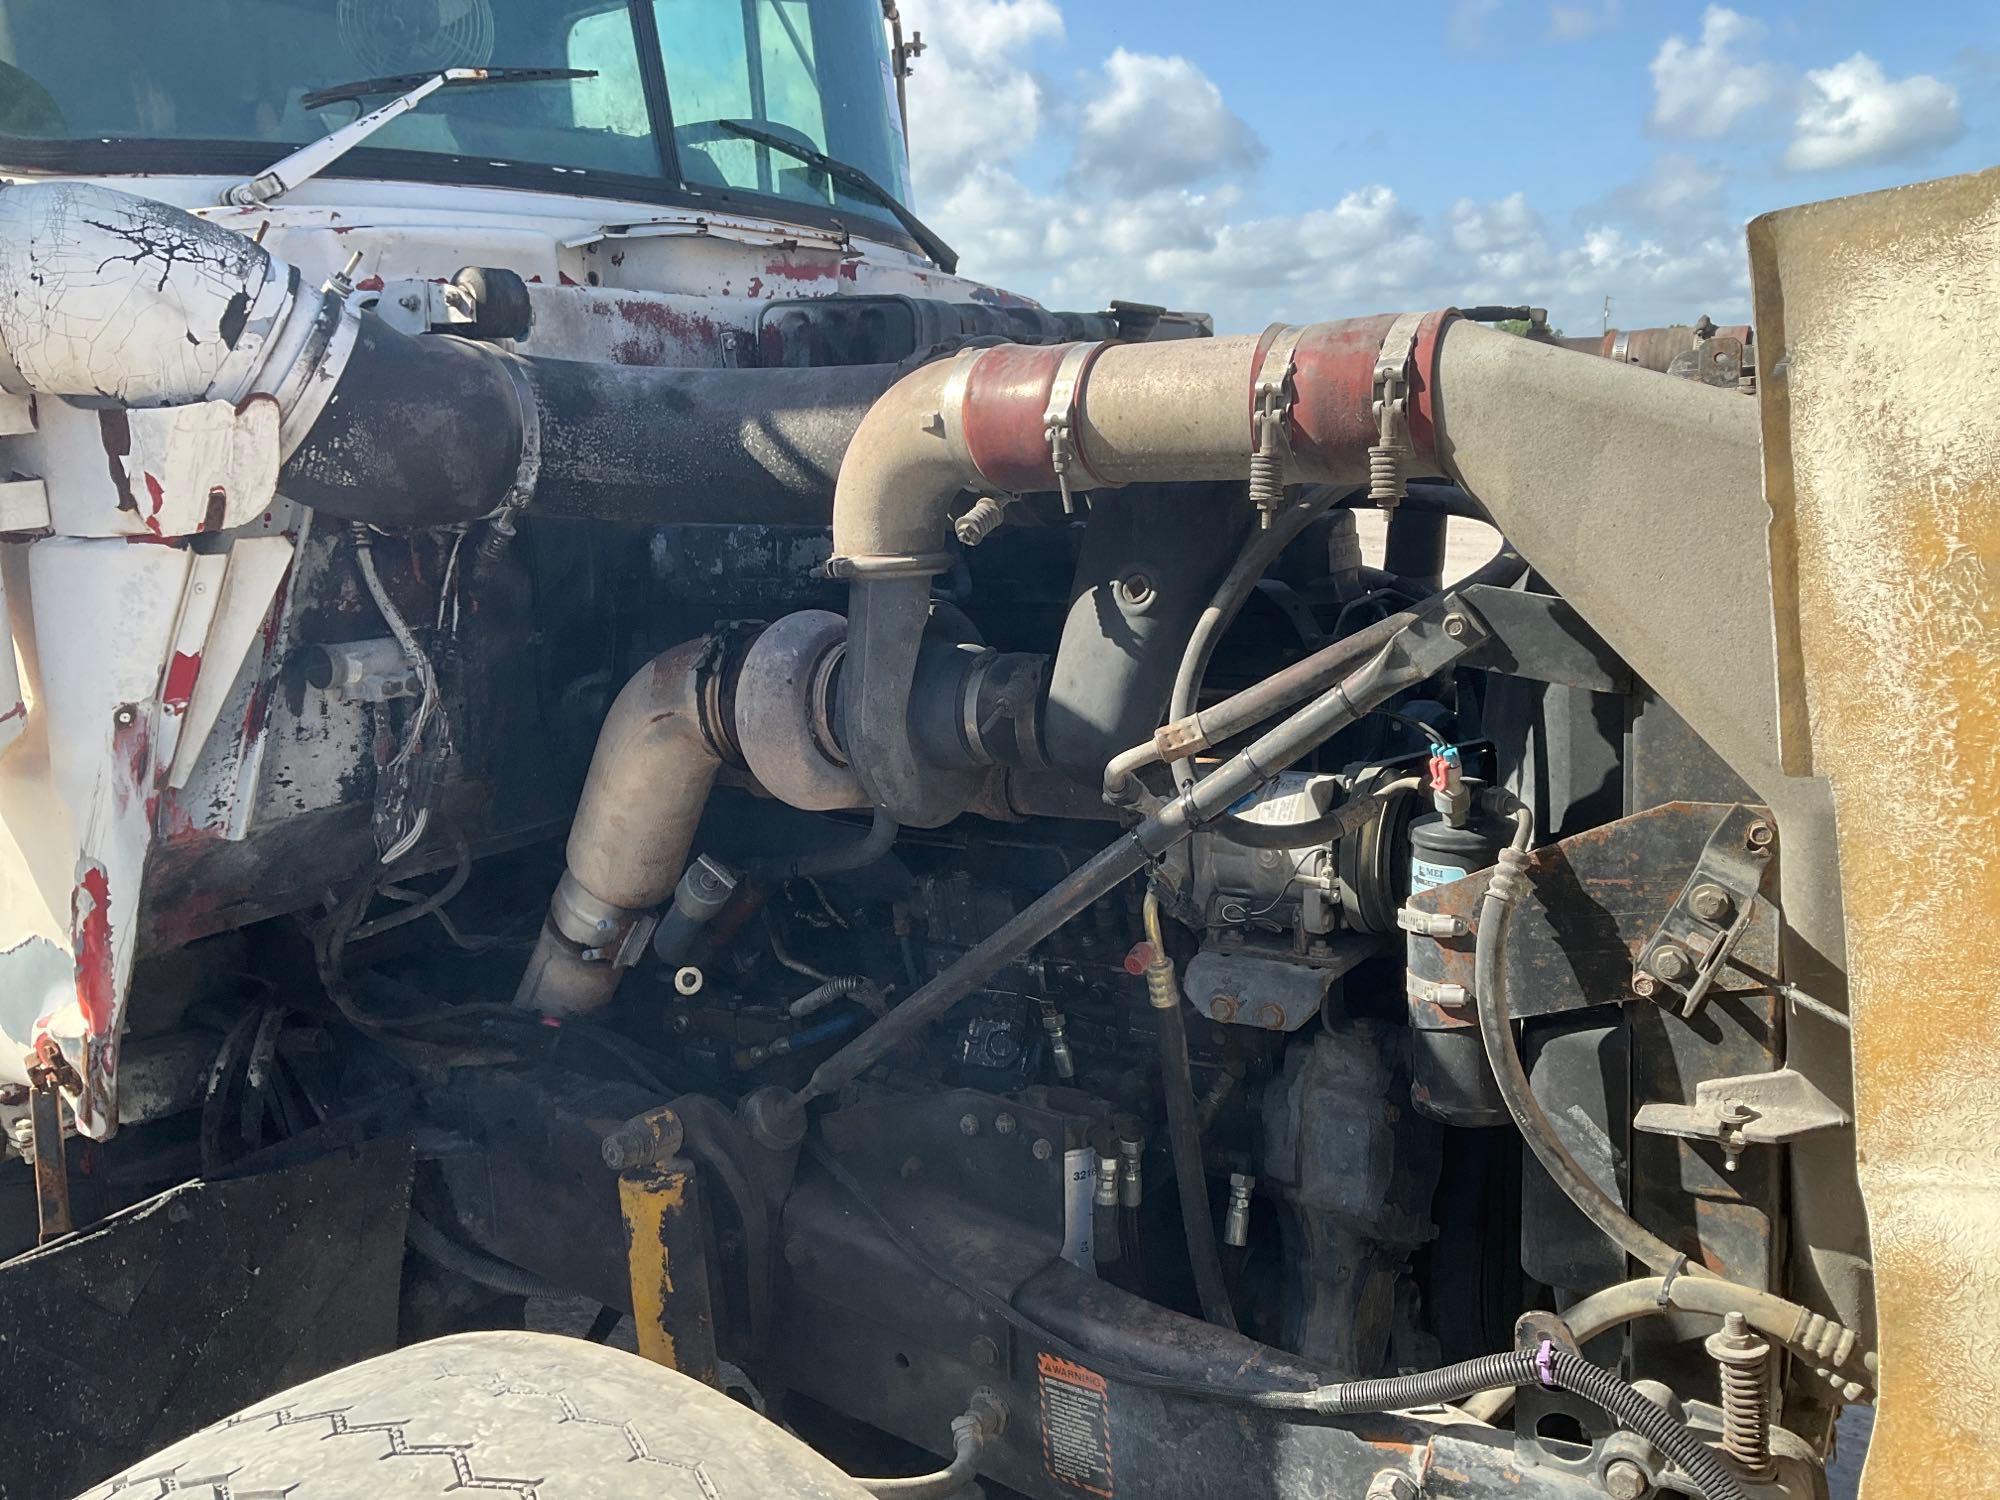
[{"xmin": 1038, "ymin": 1353, "xmax": 1114, "ymax": 1497}]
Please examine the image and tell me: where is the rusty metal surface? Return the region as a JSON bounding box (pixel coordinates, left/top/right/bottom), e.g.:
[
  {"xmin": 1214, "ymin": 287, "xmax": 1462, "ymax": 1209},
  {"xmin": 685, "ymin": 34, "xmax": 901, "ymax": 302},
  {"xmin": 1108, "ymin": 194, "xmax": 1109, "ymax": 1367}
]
[{"xmin": 1750, "ymin": 163, "xmax": 2000, "ymax": 1497}]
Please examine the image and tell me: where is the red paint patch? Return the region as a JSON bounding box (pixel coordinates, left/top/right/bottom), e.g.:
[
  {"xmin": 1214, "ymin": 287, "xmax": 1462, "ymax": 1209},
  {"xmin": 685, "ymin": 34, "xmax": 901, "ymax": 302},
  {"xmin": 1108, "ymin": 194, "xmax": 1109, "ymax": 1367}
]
[
  {"xmin": 162, "ymin": 651, "xmax": 200, "ymax": 713},
  {"xmin": 559, "ymin": 271, "xmax": 581, "ymax": 287},
  {"xmin": 355, "ymin": 274, "xmax": 385, "ymax": 292},
  {"xmin": 746, "ymin": 276, "xmax": 764, "ymax": 298},
  {"xmin": 70, "ymin": 865, "xmax": 114, "ymax": 1037},
  {"xmin": 141, "ymin": 472, "xmax": 166, "ymax": 536},
  {"xmin": 604, "ymin": 297, "xmax": 724, "ymax": 366},
  {"xmin": 0, "ymin": 700, "xmax": 23, "ymax": 724},
  {"xmin": 764, "ymin": 256, "xmax": 859, "ymax": 284}
]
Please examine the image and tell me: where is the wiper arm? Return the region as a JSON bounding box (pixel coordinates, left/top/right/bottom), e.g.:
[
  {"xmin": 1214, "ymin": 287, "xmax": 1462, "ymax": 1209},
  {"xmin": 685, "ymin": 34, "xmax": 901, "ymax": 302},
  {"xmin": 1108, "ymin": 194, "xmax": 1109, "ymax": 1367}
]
[
  {"xmin": 224, "ymin": 66, "xmax": 598, "ymax": 208},
  {"xmin": 714, "ymin": 119, "xmax": 957, "ymax": 274},
  {"xmin": 301, "ymin": 66, "xmax": 597, "ymax": 112}
]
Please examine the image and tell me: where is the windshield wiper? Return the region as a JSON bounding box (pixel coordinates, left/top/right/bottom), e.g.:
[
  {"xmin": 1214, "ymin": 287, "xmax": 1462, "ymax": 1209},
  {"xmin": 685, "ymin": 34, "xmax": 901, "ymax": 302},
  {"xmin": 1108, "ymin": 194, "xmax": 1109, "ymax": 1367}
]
[
  {"xmin": 301, "ymin": 66, "xmax": 596, "ymax": 112},
  {"xmin": 224, "ymin": 66, "xmax": 597, "ymax": 207},
  {"xmin": 714, "ymin": 118, "xmax": 957, "ymax": 274}
]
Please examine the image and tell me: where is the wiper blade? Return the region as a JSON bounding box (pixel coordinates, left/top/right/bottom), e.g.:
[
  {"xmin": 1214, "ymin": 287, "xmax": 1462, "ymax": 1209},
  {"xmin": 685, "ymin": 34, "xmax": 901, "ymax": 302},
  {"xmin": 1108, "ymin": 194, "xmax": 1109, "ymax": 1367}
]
[
  {"xmin": 302, "ymin": 66, "xmax": 596, "ymax": 112},
  {"xmin": 714, "ymin": 118, "xmax": 957, "ymax": 274}
]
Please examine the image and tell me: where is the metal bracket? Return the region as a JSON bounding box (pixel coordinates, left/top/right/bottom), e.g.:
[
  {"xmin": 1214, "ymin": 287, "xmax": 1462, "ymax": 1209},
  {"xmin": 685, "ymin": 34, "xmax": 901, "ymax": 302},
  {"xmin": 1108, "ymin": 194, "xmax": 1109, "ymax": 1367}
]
[
  {"xmin": 1633, "ymin": 802, "xmax": 1775, "ymax": 1017},
  {"xmin": 1633, "ymin": 1067, "xmax": 1850, "ymax": 1171},
  {"xmin": 1043, "ymin": 342, "xmax": 1110, "ymax": 513},
  {"xmin": 26, "ymin": 1037, "xmax": 76, "ymax": 1243}
]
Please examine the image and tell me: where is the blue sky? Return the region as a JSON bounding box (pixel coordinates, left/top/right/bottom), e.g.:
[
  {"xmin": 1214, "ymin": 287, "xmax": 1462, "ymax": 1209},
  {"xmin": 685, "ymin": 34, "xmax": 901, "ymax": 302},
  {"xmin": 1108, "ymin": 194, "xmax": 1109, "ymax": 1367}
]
[{"xmin": 901, "ymin": 0, "xmax": 1999, "ymax": 334}]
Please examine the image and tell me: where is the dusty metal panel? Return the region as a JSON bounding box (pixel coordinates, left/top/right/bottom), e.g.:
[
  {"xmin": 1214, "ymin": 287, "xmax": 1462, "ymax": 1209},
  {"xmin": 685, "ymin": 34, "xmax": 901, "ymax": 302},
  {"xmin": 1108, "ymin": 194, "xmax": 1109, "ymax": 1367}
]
[
  {"xmin": 1749, "ymin": 164, "xmax": 2000, "ymax": 1494},
  {"xmin": 0, "ymin": 1138, "xmax": 412, "ymax": 1499}
]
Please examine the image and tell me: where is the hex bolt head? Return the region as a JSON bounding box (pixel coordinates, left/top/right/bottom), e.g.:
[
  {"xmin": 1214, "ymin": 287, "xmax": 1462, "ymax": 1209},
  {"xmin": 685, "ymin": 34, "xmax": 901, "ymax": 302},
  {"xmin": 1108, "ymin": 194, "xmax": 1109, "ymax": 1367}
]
[
  {"xmin": 1631, "ymin": 972, "xmax": 1658, "ymax": 999},
  {"xmin": 1602, "ymin": 1458, "xmax": 1650, "ymax": 1500},
  {"xmin": 959, "ymin": 1113, "xmax": 981, "ymax": 1137},
  {"xmin": 1649, "ymin": 946, "xmax": 1693, "ymax": 982},
  {"xmin": 1689, "ymin": 884, "xmax": 1734, "ymax": 923},
  {"xmin": 1745, "ymin": 821, "xmax": 1775, "ymax": 849},
  {"xmin": 1442, "ymin": 613, "xmax": 1470, "ymax": 639}
]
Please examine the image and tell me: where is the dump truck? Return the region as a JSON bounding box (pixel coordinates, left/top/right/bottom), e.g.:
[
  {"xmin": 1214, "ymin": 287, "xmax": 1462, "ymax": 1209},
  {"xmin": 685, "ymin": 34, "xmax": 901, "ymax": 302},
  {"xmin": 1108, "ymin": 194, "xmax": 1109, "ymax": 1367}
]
[{"xmin": 0, "ymin": 5, "xmax": 1991, "ymax": 1500}]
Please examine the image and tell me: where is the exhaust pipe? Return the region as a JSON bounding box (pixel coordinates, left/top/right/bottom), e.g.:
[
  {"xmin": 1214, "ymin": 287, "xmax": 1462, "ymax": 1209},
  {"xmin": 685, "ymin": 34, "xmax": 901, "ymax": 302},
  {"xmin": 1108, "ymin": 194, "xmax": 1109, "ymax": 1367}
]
[
  {"xmin": 0, "ymin": 182, "xmax": 900, "ymax": 529},
  {"xmin": 515, "ymin": 636, "xmax": 731, "ymax": 1016}
]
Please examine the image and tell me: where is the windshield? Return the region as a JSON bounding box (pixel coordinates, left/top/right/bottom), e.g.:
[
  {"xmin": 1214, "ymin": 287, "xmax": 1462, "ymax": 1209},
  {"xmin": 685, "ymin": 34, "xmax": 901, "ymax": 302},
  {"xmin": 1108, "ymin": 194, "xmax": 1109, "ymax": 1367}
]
[{"xmin": 0, "ymin": 0, "xmax": 912, "ymax": 222}]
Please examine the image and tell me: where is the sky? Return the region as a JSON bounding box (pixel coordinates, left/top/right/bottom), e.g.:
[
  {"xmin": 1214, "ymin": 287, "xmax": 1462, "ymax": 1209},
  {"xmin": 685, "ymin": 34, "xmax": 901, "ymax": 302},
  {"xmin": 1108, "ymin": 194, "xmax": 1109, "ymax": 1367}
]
[{"xmin": 898, "ymin": 0, "xmax": 2000, "ymax": 335}]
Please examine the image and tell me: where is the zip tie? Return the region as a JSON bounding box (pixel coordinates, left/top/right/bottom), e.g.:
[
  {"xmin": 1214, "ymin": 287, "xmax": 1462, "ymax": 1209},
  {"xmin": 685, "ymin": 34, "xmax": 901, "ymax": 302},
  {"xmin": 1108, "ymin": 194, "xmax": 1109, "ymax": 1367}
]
[{"xmin": 1534, "ymin": 1338, "xmax": 1559, "ymax": 1390}]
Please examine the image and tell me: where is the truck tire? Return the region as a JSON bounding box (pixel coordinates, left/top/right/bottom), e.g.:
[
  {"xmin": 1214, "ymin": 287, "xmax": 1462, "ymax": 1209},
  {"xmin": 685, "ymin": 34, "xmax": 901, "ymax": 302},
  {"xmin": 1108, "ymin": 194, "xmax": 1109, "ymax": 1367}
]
[{"xmin": 73, "ymin": 1331, "xmax": 875, "ymax": 1500}]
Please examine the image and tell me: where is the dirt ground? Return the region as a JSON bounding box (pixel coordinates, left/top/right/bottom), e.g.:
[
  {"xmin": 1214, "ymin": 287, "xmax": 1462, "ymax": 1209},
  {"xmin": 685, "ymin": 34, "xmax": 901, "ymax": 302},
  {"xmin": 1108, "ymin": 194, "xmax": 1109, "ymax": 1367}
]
[{"xmin": 1350, "ymin": 509, "xmax": 1502, "ymax": 583}]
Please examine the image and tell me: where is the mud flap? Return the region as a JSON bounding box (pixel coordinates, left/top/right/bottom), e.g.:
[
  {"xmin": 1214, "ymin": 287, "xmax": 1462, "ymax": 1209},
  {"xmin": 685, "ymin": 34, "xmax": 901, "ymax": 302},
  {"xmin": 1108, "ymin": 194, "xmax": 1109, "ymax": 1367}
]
[{"xmin": 0, "ymin": 1139, "xmax": 413, "ymax": 1498}]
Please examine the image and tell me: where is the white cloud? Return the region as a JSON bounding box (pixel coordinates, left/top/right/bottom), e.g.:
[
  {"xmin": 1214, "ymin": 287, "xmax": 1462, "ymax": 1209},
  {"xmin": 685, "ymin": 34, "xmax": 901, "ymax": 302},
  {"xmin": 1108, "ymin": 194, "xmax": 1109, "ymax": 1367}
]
[
  {"xmin": 1648, "ymin": 7, "xmax": 1782, "ymax": 140},
  {"xmin": 902, "ymin": 0, "xmax": 1064, "ymax": 199},
  {"xmin": 911, "ymin": 0, "xmax": 1755, "ymax": 335},
  {"xmin": 1072, "ymin": 50, "xmax": 1263, "ymax": 193},
  {"xmin": 1785, "ymin": 54, "xmax": 1963, "ymax": 171},
  {"xmin": 1549, "ymin": 1, "xmax": 1619, "ymax": 41}
]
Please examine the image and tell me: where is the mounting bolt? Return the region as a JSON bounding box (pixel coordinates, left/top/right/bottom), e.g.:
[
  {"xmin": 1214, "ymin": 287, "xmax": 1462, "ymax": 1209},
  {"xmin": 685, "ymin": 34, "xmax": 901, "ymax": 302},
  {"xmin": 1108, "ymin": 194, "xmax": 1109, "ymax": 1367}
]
[
  {"xmin": 1364, "ymin": 1471, "xmax": 1419, "ymax": 1500},
  {"xmin": 1442, "ymin": 613, "xmax": 1470, "ymax": 639},
  {"xmin": 1630, "ymin": 972, "xmax": 1658, "ymax": 999},
  {"xmin": 994, "ymin": 1112, "xmax": 1017, "ymax": 1136},
  {"xmin": 1649, "ymin": 946, "xmax": 1693, "ymax": 982},
  {"xmin": 969, "ymin": 1335, "xmax": 1000, "ymax": 1368},
  {"xmin": 1745, "ymin": 821, "xmax": 1775, "ymax": 850},
  {"xmin": 1689, "ymin": 884, "xmax": 1734, "ymax": 923},
  {"xmin": 900, "ymin": 1155, "xmax": 923, "ymax": 1179},
  {"xmin": 1601, "ymin": 1457, "xmax": 1650, "ymax": 1500},
  {"xmin": 954, "ymin": 494, "xmax": 1010, "ymax": 545},
  {"xmin": 959, "ymin": 1113, "xmax": 981, "ymax": 1137},
  {"xmin": 1031, "ymin": 1138, "xmax": 1054, "ymax": 1161}
]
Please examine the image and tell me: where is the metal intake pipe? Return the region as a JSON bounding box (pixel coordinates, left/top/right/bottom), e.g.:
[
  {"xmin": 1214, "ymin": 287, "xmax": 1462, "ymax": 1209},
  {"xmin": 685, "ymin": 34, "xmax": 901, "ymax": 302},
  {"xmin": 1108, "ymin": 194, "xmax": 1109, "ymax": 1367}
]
[
  {"xmin": 825, "ymin": 313, "xmax": 1793, "ymax": 834},
  {"xmin": 826, "ymin": 316, "xmax": 1456, "ymax": 824}
]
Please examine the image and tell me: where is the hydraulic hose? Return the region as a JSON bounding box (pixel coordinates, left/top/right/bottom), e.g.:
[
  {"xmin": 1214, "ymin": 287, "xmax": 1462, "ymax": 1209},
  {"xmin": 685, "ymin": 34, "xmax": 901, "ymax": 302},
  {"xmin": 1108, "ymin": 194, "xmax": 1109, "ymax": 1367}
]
[
  {"xmin": 405, "ymin": 1211, "xmax": 571, "ymax": 1300},
  {"xmin": 1458, "ymin": 1273, "xmax": 1877, "ymax": 1421},
  {"xmin": 1167, "ymin": 486, "xmax": 1350, "ymax": 791},
  {"xmin": 758, "ymin": 809, "xmax": 900, "ymax": 885},
  {"xmin": 1243, "ymin": 1343, "xmax": 1744, "ymax": 1500},
  {"xmin": 1475, "ymin": 845, "xmax": 1704, "ymax": 1278},
  {"xmin": 1145, "ymin": 892, "xmax": 1236, "ymax": 1331},
  {"xmin": 855, "ymin": 1392, "xmax": 1007, "ymax": 1498},
  {"xmin": 789, "ymin": 975, "xmax": 888, "ymax": 1019}
]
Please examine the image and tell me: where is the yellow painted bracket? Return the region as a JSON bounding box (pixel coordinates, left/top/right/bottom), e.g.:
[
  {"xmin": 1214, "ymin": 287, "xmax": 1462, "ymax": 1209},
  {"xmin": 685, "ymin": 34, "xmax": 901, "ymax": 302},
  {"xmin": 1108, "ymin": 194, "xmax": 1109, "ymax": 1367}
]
[{"xmin": 618, "ymin": 1158, "xmax": 720, "ymax": 1386}]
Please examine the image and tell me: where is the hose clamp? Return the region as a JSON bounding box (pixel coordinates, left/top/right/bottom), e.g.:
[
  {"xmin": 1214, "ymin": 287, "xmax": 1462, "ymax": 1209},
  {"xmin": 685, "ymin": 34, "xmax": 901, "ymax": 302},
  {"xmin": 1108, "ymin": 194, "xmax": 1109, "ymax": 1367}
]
[
  {"xmin": 1252, "ymin": 323, "xmax": 1308, "ymax": 443},
  {"xmin": 485, "ymin": 351, "xmax": 543, "ymax": 531},
  {"xmin": 1043, "ymin": 341, "xmax": 1114, "ymax": 513},
  {"xmin": 1369, "ymin": 312, "xmax": 1426, "ymax": 508},
  {"xmin": 549, "ymin": 870, "xmax": 657, "ymax": 967}
]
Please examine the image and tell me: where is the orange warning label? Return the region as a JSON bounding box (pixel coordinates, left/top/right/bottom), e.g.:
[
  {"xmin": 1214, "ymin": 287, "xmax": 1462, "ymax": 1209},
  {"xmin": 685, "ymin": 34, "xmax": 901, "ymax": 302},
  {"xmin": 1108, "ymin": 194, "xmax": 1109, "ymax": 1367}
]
[{"xmin": 1038, "ymin": 1352, "xmax": 1114, "ymax": 1497}]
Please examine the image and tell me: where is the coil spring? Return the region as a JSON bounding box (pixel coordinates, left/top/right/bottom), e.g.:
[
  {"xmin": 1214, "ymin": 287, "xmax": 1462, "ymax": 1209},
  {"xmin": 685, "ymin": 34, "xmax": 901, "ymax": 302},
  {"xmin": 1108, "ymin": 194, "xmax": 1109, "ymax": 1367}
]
[
  {"xmin": 1367, "ymin": 439, "xmax": 1407, "ymax": 505},
  {"xmin": 1709, "ymin": 1312, "xmax": 1775, "ymax": 1481},
  {"xmin": 1249, "ymin": 439, "xmax": 1286, "ymax": 513}
]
